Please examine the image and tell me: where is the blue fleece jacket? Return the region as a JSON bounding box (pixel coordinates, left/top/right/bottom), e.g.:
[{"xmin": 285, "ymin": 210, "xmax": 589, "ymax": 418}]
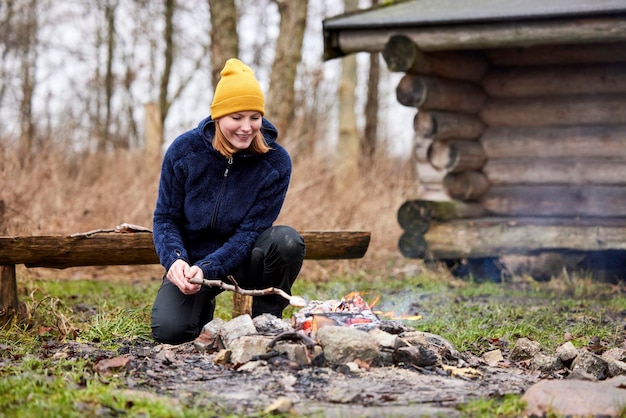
[{"xmin": 152, "ymin": 116, "xmax": 291, "ymax": 280}]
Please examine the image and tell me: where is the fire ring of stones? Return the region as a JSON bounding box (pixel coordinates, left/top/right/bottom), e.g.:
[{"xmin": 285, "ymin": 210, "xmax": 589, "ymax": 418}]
[{"xmin": 79, "ymin": 295, "xmax": 625, "ymax": 416}]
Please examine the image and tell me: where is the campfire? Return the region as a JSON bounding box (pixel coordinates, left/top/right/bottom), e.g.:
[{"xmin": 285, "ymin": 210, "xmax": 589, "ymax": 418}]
[{"xmin": 293, "ymin": 292, "xmax": 385, "ymax": 336}]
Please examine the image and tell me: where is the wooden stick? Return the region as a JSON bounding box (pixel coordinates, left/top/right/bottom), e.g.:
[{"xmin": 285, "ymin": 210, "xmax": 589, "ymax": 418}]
[{"xmin": 188, "ymin": 275, "xmax": 306, "ymax": 307}]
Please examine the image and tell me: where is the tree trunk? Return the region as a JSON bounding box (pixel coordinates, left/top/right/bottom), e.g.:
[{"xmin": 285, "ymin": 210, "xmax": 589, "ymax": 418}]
[
  {"xmin": 266, "ymin": 0, "xmax": 308, "ymax": 147},
  {"xmin": 362, "ymin": 50, "xmax": 379, "ymax": 160},
  {"xmin": 0, "ymin": 265, "xmax": 18, "ymax": 327},
  {"xmin": 208, "ymin": 0, "xmax": 239, "ymax": 90},
  {"xmin": 335, "ymin": 0, "xmax": 360, "ymax": 193}
]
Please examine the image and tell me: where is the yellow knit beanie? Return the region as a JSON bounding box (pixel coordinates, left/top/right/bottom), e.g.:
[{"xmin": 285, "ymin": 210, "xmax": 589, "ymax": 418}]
[{"xmin": 210, "ymin": 58, "xmax": 265, "ymax": 119}]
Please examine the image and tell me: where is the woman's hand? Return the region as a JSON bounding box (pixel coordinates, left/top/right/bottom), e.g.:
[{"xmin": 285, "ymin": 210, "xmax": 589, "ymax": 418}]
[{"xmin": 167, "ymin": 259, "xmax": 202, "ymax": 295}]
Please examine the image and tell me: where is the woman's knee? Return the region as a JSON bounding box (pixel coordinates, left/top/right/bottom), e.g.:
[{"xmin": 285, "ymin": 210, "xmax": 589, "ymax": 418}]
[{"xmin": 265, "ymin": 225, "xmax": 305, "ymax": 258}]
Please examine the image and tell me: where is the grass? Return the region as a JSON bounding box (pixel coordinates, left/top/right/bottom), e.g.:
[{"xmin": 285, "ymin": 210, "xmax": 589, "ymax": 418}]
[{"xmin": 2, "ymin": 266, "xmax": 623, "ymax": 417}]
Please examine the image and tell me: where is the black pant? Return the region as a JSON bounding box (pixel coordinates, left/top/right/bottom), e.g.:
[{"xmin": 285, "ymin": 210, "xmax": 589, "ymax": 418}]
[{"xmin": 151, "ymin": 225, "xmax": 305, "ymax": 344}]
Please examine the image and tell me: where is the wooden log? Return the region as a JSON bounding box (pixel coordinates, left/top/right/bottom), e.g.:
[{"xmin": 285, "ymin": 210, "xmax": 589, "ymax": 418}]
[
  {"xmin": 397, "ymin": 74, "xmax": 486, "ymax": 113},
  {"xmin": 482, "ymin": 64, "xmax": 626, "ymax": 98},
  {"xmin": 330, "ymin": 17, "xmax": 626, "ymax": 56},
  {"xmin": 419, "ymin": 217, "xmax": 626, "ymax": 259},
  {"xmin": 0, "ymin": 230, "xmax": 371, "ymax": 269},
  {"xmin": 415, "ymin": 110, "xmax": 485, "ymax": 140},
  {"xmin": 382, "ymin": 34, "xmax": 487, "ymax": 81},
  {"xmin": 484, "ymin": 158, "xmax": 626, "ymax": 185},
  {"xmin": 427, "ymin": 140, "xmax": 487, "ymax": 173},
  {"xmin": 398, "ymin": 229, "xmax": 429, "ymax": 259},
  {"xmin": 398, "ymin": 199, "xmax": 486, "ymax": 230},
  {"xmin": 0, "ymin": 264, "xmax": 18, "ymax": 327},
  {"xmin": 480, "ymin": 125, "xmax": 626, "ymax": 159},
  {"xmin": 443, "ymin": 171, "xmax": 490, "ymax": 201},
  {"xmin": 485, "ymin": 42, "xmax": 626, "ymax": 67},
  {"xmin": 480, "ymin": 95, "xmax": 626, "ymax": 127},
  {"xmin": 481, "ymin": 185, "xmax": 626, "ymax": 217}
]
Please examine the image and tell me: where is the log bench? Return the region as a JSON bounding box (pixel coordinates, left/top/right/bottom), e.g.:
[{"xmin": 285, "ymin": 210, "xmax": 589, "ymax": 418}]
[{"xmin": 0, "ymin": 230, "xmax": 371, "ymax": 325}]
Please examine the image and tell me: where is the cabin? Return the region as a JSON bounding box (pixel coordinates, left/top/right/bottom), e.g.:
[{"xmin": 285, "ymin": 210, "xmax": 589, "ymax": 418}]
[{"xmin": 323, "ymin": 0, "xmax": 626, "ymax": 280}]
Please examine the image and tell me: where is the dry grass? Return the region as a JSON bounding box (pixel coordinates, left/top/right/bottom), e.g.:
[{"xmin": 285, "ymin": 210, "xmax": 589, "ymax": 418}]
[{"xmin": 1, "ymin": 145, "xmax": 418, "ymax": 281}]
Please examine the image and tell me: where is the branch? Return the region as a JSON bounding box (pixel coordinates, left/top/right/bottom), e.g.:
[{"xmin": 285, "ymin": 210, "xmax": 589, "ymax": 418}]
[{"xmin": 188, "ymin": 276, "xmax": 306, "ymax": 307}]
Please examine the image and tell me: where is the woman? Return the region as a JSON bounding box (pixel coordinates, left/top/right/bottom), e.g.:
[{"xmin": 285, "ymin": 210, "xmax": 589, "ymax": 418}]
[{"xmin": 151, "ymin": 58, "xmax": 305, "ymax": 345}]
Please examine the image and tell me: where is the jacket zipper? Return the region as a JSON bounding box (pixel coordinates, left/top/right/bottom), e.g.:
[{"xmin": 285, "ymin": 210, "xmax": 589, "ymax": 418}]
[{"xmin": 210, "ymin": 156, "xmax": 233, "ymax": 229}]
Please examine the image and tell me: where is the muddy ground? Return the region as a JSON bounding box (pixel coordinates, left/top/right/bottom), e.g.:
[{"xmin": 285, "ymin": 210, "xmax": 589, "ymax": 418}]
[{"xmin": 42, "ymin": 333, "xmax": 542, "ymax": 417}]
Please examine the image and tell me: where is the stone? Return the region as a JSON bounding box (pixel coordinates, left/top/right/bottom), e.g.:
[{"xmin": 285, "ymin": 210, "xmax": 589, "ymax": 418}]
[
  {"xmin": 368, "ymin": 327, "xmax": 398, "ymax": 350},
  {"xmin": 522, "ymin": 379, "xmax": 626, "ymax": 417},
  {"xmin": 221, "ymin": 314, "xmax": 257, "ymax": 348},
  {"xmin": 510, "ymin": 337, "xmax": 541, "ymax": 361},
  {"xmin": 253, "ymin": 314, "xmax": 293, "ymax": 334},
  {"xmin": 571, "ymin": 351, "xmax": 608, "ymax": 380},
  {"xmin": 274, "ymin": 341, "xmax": 311, "ymax": 366},
  {"xmin": 555, "ymin": 341, "xmax": 578, "ymax": 363},
  {"xmin": 482, "ymin": 349, "xmax": 504, "ymax": 367},
  {"xmin": 607, "ymin": 359, "xmax": 626, "ymax": 377},
  {"xmin": 229, "ymin": 335, "xmax": 273, "ymax": 364},
  {"xmin": 530, "ymin": 352, "xmax": 563, "ymax": 372},
  {"xmin": 315, "ymin": 326, "xmax": 380, "ymax": 366}
]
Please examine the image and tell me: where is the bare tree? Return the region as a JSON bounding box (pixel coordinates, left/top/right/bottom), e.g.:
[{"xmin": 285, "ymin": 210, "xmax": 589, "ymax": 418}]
[
  {"xmin": 208, "ymin": 0, "xmax": 238, "ymax": 89},
  {"xmin": 362, "ymin": 0, "xmax": 380, "ymax": 161},
  {"xmin": 335, "ymin": 0, "xmax": 360, "ymax": 191},
  {"xmin": 14, "ymin": 0, "xmax": 38, "ymax": 164},
  {"xmin": 266, "ymin": 0, "xmax": 308, "ymax": 148}
]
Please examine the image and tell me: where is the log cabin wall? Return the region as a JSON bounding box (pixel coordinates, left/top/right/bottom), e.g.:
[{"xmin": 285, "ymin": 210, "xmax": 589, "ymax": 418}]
[{"xmin": 387, "ymin": 36, "xmax": 626, "ymax": 274}]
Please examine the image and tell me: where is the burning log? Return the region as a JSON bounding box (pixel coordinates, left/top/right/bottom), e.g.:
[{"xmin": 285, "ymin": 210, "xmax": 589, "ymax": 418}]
[{"xmin": 397, "ymin": 74, "xmax": 486, "ymax": 113}]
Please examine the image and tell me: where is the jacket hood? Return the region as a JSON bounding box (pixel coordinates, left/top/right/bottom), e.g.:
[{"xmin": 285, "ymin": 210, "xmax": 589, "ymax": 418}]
[{"xmin": 199, "ymin": 115, "xmax": 279, "ymax": 146}]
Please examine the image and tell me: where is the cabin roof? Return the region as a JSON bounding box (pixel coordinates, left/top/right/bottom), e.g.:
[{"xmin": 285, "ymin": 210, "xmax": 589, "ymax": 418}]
[{"xmin": 323, "ymin": 0, "xmax": 626, "ymax": 59}]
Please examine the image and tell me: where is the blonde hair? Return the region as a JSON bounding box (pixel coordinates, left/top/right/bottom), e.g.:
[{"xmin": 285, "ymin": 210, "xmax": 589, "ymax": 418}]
[{"xmin": 213, "ymin": 121, "xmax": 270, "ymax": 158}]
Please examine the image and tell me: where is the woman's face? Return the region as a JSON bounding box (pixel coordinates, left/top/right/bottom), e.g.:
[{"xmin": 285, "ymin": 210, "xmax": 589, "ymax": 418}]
[{"xmin": 217, "ymin": 111, "xmax": 262, "ymax": 152}]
